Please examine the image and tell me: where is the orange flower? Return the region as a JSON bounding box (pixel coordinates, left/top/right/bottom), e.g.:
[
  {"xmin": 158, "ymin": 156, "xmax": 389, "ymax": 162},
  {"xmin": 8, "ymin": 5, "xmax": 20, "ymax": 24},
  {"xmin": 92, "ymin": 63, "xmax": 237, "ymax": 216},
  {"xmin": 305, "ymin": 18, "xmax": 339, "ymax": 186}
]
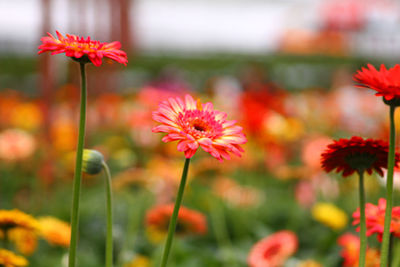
[
  {"xmin": 38, "ymin": 31, "xmax": 128, "ymax": 66},
  {"xmin": 247, "ymin": 230, "xmax": 298, "ymax": 267},
  {"xmin": 8, "ymin": 228, "xmax": 38, "ymax": 255},
  {"xmin": 0, "ymin": 249, "xmax": 28, "ymax": 267},
  {"xmin": 354, "ymin": 64, "xmax": 400, "ymax": 101},
  {"xmin": 145, "ymin": 204, "xmax": 207, "ymax": 236},
  {"xmin": 337, "ymin": 233, "xmax": 380, "ymax": 267},
  {"xmin": 38, "ymin": 217, "xmax": 71, "ymax": 247},
  {"xmin": 352, "ymin": 198, "xmax": 400, "ymax": 242},
  {"xmin": 0, "ymin": 210, "xmax": 39, "ymax": 232},
  {"xmin": 152, "ymin": 94, "xmax": 247, "ymax": 160}
]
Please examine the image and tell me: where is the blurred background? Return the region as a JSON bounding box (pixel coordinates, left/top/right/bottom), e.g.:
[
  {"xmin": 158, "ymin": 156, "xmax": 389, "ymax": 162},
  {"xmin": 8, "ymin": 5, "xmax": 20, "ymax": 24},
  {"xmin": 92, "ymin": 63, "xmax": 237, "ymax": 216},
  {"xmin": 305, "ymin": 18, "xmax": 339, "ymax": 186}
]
[{"xmin": 1, "ymin": 0, "xmax": 400, "ymax": 266}]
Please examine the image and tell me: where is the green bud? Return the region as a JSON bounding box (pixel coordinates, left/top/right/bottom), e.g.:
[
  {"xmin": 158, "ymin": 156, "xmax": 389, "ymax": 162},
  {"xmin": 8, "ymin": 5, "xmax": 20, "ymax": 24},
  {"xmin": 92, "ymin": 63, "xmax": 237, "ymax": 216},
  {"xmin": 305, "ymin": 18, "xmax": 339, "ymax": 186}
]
[{"xmin": 82, "ymin": 149, "xmax": 104, "ymax": 175}]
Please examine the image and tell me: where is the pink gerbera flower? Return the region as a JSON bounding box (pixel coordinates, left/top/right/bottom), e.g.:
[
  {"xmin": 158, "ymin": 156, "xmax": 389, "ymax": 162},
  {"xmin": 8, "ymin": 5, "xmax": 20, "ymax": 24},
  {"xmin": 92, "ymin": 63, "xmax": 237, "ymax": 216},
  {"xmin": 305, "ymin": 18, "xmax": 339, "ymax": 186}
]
[
  {"xmin": 152, "ymin": 94, "xmax": 247, "ymax": 161},
  {"xmin": 38, "ymin": 31, "xmax": 128, "ymax": 66}
]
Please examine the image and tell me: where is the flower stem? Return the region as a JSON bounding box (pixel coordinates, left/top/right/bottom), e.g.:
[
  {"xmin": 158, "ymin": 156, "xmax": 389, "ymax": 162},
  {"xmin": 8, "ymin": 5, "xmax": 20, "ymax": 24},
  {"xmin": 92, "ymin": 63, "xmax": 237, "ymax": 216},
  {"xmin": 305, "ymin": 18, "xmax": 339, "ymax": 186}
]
[
  {"xmin": 68, "ymin": 62, "xmax": 87, "ymax": 267},
  {"xmin": 102, "ymin": 161, "xmax": 114, "ymax": 267},
  {"xmin": 392, "ymin": 237, "xmax": 400, "ymax": 266},
  {"xmin": 160, "ymin": 158, "xmax": 191, "ymax": 267},
  {"xmin": 381, "ymin": 104, "xmax": 396, "ymax": 267},
  {"xmin": 358, "ymin": 170, "xmax": 366, "ymax": 267}
]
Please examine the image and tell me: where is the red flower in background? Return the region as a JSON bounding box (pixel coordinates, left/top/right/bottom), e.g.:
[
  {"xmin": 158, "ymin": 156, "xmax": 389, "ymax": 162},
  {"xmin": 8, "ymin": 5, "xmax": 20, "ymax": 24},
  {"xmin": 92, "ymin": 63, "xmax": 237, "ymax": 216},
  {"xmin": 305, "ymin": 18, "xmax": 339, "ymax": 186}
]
[
  {"xmin": 38, "ymin": 31, "xmax": 128, "ymax": 66},
  {"xmin": 247, "ymin": 230, "xmax": 298, "ymax": 267},
  {"xmin": 321, "ymin": 136, "xmax": 397, "ymax": 177},
  {"xmin": 352, "ymin": 198, "xmax": 400, "ymax": 242},
  {"xmin": 337, "ymin": 233, "xmax": 380, "ymax": 267},
  {"xmin": 152, "ymin": 94, "xmax": 247, "ymax": 161},
  {"xmin": 354, "ymin": 64, "xmax": 400, "ymax": 100},
  {"xmin": 145, "ymin": 204, "xmax": 207, "ymax": 236}
]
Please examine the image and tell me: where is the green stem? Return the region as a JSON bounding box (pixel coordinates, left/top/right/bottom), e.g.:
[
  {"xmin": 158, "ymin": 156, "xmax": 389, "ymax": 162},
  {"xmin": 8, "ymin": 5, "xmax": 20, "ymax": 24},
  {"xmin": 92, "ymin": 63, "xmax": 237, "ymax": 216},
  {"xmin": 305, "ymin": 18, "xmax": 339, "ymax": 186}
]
[
  {"xmin": 102, "ymin": 161, "xmax": 114, "ymax": 267},
  {"xmin": 68, "ymin": 62, "xmax": 87, "ymax": 267},
  {"xmin": 358, "ymin": 170, "xmax": 366, "ymax": 267},
  {"xmin": 160, "ymin": 158, "xmax": 191, "ymax": 267},
  {"xmin": 392, "ymin": 237, "xmax": 400, "ymax": 267},
  {"xmin": 381, "ymin": 104, "xmax": 396, "ymax": 267}
]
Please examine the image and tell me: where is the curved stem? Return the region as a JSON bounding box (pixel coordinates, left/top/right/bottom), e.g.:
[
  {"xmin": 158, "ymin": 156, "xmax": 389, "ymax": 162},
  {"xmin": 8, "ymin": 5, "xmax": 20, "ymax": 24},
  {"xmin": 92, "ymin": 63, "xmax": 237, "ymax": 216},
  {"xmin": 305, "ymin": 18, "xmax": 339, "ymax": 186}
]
[
  {"xmin": 358, "ymin": 171, "xmax": 366, "ymax": 267},
  {"xmin": 102, "ymin": 161, "xmax": 114, "ymax": 267},
  {"xmin": 381, "ymin": 104, "xmax": 396, "ymax": 267},
  {"xmin": 68, "ymin": 62, "xmax": 87, "ymax": 267},
  {"xmin": 160, "ymin": 158, "xmax": 191, "ymax": 267}
]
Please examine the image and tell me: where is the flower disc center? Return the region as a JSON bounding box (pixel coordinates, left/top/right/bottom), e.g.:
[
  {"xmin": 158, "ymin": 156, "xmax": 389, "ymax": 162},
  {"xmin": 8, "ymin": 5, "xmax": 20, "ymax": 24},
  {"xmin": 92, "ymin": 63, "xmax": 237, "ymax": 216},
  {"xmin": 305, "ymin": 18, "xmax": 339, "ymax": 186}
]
[{"xmin": 345, "ymin": 153, "xmax": 377, "ymax": 172}]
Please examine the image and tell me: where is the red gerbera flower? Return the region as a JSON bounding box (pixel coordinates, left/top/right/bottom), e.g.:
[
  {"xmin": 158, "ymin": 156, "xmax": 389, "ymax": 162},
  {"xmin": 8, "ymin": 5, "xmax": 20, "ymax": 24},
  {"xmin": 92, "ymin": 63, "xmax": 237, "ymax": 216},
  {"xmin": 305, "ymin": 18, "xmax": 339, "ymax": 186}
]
[
  {"xmin": 145, "ymin": 204, "xmax": 207, "ymax": 236},
  {"xmin": 354, "ymin": 64, "xmax": 400, "ymax": 101},
  {"xmin": 337, "ymin": 233, "xmax": 380, "ymax": 267},
  {"xmin": 152, "ymin": 94, "xmax": 247, "ymax": 161},
  {"xmin": 38, "ymin": 31, "xmax": 128, "ymax": 67},
  {"xmin": 247, "ymin": 230, "xmax": 298, "ymax": 267},
  {"xmin": 320, "ymin": 136, "xmax": 398, "ymax": 177},
  {"xmin": 352, "ymin": 198, "xmax": 400, "ymax": 242}
]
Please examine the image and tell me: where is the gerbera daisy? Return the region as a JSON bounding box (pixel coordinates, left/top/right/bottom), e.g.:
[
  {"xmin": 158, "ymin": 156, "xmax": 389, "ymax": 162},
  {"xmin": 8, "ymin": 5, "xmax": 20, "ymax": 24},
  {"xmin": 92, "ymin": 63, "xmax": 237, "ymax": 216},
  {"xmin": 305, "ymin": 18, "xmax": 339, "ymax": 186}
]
[
  {"xmin": 337, "ymin": 233, "xmax": 380, "ymax": 267},
  {"xmin": 0, "ymin": 249, "xmax": 28, "ymax": 267},
  {"xmin": 152, "ymin": 94, "xmax": 247, "ymax": 161},
  {"xmin": 247, "ymin": 230, "xmax": 298, "ymax": 267},
  {"xmin": 320, "ymin": 136, "xmax": 397, "ymax": 177},
  {"xmin": 145, "ymin": 204, "xmax": 207, "ymax": 237},
  {"xmin": 354, "ymin": 64, "xmax": 400, "ymax": 101},
  {"xmin": 38, "ymin": 217, "xmax": 71, "ymax": 247},
  {"xmin": 0, "ymin": 210, "xmax": 39, "ymax": 233},
  {"xmin": 352, "ymin": 198, "xmax": 400, "ymax": 242},
  {"xmin": 38, "ymin": 31, "xmax": 128, "ymax": 66}
]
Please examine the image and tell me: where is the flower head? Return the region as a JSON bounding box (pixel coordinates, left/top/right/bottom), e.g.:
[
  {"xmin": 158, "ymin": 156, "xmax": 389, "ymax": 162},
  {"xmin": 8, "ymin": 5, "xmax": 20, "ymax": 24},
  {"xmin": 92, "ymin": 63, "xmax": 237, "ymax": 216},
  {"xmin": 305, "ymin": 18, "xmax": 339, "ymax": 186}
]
[
  {"xmin": 38, "ymin": 217, "xmax": 71, "ymax": 247},
  {"xmin": 354, "ymin": 64, "xmax": 400, "ymax": 101},
  {"xmin": 352, "ymin": 198, "xmax": 400, "ymax": 242},
  {"xmin": 311, "ymin": 203, "xmax": 348, "ymax": 230},
  {"xmin": 152, "ymin": 94, "xmax": 247, "ymax": 161},
  {"xmin": 337, "ymin": 233, "xmax": 380, "ymax": 267},
  {"xmin": 247, "ymin": 230, "xmax": 298, "ymax": 267},
  {"xmin": 0, "ymin": 249, "xmax": 28, "ymax": 267},
  {"xmin": 321, "ymin": 136, "xmax": 397, "ymax": 177},
  {"xmin": 7, "ymin": 228, "xmax": 38, "ymax": 255},
  {"xmin": 38, "ymin": 31, "xmax": 128, "ymax": 66},
  {"xmin": 145, "ymin": 204, "xmax": 207, "ymax": 238},
  {"xmin": 0, "ymin": 210, "xmax": 39, "ymax": 232}
]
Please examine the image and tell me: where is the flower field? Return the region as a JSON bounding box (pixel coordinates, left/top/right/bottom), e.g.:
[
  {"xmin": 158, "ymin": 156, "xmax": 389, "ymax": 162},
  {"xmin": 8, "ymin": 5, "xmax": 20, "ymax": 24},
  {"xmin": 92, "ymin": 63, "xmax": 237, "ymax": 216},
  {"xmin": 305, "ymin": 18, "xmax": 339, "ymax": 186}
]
[{"xmin": 1, "ymin": 27, "xmax": 400, "ymax": 267}]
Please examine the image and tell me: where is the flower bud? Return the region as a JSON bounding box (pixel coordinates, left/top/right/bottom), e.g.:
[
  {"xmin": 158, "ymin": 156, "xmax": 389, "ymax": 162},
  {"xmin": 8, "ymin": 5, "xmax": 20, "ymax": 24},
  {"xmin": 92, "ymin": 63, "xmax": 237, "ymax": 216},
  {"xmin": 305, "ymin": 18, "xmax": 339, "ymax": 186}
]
[{"xmin": 82, "ymin": 149, "xmax": 104, "ymax": 175}]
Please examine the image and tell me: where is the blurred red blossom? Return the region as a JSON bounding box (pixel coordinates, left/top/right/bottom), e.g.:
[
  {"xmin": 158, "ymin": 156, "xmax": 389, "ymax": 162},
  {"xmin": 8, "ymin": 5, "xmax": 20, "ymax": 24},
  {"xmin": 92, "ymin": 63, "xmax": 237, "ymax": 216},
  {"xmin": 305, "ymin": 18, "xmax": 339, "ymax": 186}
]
[
  {"xmin": 247, "ymin": 230, "xmax": 298, "ymax": 267},
  {"xmin": 352, "ymin": 198, "xmax": 400, "ymax": 242}
]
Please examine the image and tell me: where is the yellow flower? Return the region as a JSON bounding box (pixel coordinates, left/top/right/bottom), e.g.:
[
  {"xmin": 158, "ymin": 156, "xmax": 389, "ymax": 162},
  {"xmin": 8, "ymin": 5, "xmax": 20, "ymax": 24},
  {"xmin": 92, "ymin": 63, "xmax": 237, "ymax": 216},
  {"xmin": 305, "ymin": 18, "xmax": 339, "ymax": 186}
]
[
  {"xmin": 311, "ymin": 203, "xmax": 348, "ymax": 230},
  {"xmin": 0, "ymin": 249, "xmax": 28, "ymax": 267},
  {"xmin": 8, "ymin": 228, "xmax": 38, "ymax": 255},
  {"xmin": 38, "ymin": 217, "xmax": 71, "ymax": 247},
  {"xmin": 124, "ymin": 255, "xmax": 151, "ymax": 267},
  {"xmin": 0, "ymin": 210, "xmax": 39, "ymax": 232}
]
